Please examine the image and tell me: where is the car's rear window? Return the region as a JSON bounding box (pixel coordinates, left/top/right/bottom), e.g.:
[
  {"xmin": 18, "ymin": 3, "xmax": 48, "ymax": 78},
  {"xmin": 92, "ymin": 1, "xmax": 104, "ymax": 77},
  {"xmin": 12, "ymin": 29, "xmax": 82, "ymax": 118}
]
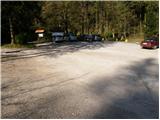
[{"xmin": 145, "ymin": 37, "xmax": 158, "ymax": 41}]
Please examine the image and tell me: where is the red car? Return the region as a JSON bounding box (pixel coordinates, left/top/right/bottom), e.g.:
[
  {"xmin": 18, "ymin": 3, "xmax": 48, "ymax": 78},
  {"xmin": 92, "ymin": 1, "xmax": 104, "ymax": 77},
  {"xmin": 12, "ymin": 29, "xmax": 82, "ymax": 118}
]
[{"xmin": 141, "ymin": 37, "xmax": 159, "ymax": 49}]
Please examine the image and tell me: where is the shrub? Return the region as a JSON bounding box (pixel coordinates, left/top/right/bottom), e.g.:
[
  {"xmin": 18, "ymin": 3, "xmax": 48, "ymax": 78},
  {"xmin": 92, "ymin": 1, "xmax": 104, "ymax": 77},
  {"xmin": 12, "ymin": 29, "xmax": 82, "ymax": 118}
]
[
  {"xmin": 15, "ymin": 33, "xmax": 28, "ymax": 44},
  {"xmin": 106, "ymin": 32, "xmax": 113, "ymax": 38}
]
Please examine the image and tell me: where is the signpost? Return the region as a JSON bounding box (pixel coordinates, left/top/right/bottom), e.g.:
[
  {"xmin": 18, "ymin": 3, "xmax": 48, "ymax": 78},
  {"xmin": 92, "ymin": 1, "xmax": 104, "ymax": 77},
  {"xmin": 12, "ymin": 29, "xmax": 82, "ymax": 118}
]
[{"xmin": 35, "ymin": 29, "xmax": 45, "ymax": 40}]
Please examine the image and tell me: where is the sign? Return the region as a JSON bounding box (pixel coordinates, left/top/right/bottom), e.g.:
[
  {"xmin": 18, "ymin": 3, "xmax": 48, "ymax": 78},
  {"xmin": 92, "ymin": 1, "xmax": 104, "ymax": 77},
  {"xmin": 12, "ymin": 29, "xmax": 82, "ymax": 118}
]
[
  {"xmin": 35, "ymin": 29, "xmax": 44, "ymax": 33},
  {"xmin": 38, "ymin": 33, "xmax": 43, "ymax": 37}
]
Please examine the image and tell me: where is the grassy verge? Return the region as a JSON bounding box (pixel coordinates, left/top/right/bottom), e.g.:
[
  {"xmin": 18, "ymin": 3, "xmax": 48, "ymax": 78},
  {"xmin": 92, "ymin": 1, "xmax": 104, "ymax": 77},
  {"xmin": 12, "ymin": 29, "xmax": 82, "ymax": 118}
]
[
  {"xmin": 1, "ymin": 43, "xmax": 35, "ymax": 48},
  {"xmin": 33, "ymin": 38, "xmax": 51, "ymax": 44},
  {"xmin": 127, "ymin": 35, "xmax": 144, "ymax": 43}
]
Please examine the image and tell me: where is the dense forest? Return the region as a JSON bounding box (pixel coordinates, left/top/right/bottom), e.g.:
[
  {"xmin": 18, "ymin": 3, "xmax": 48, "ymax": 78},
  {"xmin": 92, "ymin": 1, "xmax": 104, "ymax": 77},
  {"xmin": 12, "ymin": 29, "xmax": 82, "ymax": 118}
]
[{"xmin": 1, "ymin": 1, "xmax": 159, "ymax": 45}]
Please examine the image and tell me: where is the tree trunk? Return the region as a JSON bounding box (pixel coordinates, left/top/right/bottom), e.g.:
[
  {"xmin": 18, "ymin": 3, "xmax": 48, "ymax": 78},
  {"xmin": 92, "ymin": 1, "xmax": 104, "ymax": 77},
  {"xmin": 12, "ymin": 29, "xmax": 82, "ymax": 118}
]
[
  {"xmin": 9, "ymin": 18, "xmax": 15, "ymax": 45},
  {"xmin": 96, "ymin": 2, "xmax": 99, "ymax": 34},
  {"xmin": 139, "ymin": 13, "xmax": 143, "ymax": 35},
  {"xmin": 81, "ymin": 2, "xmax": 85, "ymax": 34},
  {"xmin": 144, "ymin": 12, "xmax": 147, "ymax": 37},
  {"xmin": 86, "ymin": 2, "xmax": 89, "ymax": 34},
  {"xmin": 81, "ymin": 15, "xmax": 84, "ymax": 34}
]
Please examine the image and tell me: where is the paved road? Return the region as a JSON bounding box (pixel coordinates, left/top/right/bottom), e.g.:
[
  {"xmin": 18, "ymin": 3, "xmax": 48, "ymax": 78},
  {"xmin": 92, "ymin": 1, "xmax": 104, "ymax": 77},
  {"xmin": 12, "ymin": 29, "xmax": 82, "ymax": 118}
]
[{"xmin": 1, "ymin": 42, "xmax": 159, "ymax": 118}]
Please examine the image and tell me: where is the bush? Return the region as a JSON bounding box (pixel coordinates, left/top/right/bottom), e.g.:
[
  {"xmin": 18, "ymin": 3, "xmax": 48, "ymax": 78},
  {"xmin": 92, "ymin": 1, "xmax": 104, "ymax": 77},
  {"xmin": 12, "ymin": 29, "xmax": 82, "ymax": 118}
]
[
  {"xmin": 107, "ymin": 38, "xmax": 116, "ymax": 41},
  {"xmin": 15, "ymin": 33, "xmax": 28, "ymax": 44},
  {"xmin": 144, "ymin": 30, "xmax": 158, "ymax": 38},
  {"xmin": 106, "ymin": 32, "xmax": 113, "ymax": 38},
  {"xmin": 27, "ymin": 32, "xmax": 37, "ymax": 42},
  {"xmin": 44, "ymin": 32, "xmax": 52, "ymax": 41}
]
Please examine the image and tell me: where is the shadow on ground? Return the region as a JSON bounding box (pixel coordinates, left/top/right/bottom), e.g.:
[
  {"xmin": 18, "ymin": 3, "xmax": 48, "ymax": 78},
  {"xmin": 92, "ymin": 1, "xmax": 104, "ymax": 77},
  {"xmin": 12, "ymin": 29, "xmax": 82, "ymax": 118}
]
[
  {"xmin": 90, "ymin": 58, "xmax": 159, "ymax": 119},
  {"xmin": 2, "ymin": 58, "xmax": 158, "ymax": 118},
  {"xmin": 1, "ymin": 41, "xmax": 114, "ymax": 62},
  {"xmin": 92, "ymin": 90, "xmax": 158, "ymax": 119}
]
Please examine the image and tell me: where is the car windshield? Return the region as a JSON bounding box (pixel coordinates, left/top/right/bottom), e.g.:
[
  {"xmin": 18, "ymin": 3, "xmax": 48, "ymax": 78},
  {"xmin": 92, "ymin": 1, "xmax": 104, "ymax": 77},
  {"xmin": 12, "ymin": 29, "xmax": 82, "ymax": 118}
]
[
  {"xmin": 52, "ymin": 32, "xmax": 64, "ymax": 36},
  {"xmin": 145, "ymin": 37, "xmax": 158, "ymax": 41}
]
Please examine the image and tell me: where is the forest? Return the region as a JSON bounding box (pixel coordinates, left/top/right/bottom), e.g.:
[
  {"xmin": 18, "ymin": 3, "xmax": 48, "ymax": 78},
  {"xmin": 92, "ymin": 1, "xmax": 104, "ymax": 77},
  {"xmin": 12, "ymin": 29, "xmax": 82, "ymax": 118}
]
[{"xmin": 1, "ymin": 1, "xmax": 159, "ymax": 45}]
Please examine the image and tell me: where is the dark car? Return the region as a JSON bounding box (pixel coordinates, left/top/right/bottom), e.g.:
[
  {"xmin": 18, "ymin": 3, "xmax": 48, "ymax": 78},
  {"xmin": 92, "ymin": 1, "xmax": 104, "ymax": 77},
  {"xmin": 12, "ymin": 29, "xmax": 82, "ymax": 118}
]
[
  {"xmin": 92, "ymin": 34, "xmax": 102, "ymax": 41},
  {"xmin": 141, "ymin": 37, "xmax": 159, "ymax": 49},
  {"xmin": 65, "ymin": 32, "xmax": 78, "ymax": 42},
  {"xmin": 85, "ymin": 35, "xmax": 94, "ymax": 42},
  {"xmin": 77, "ymin": 34, "xmax": 86, "ymax": 41},
  {"xmin": 78, "ymin": 34, "xmax": 103, "ymax": 42},
  {"xmin": 85, "ymin": 34, "xmax": 103, "ymax": 42}
]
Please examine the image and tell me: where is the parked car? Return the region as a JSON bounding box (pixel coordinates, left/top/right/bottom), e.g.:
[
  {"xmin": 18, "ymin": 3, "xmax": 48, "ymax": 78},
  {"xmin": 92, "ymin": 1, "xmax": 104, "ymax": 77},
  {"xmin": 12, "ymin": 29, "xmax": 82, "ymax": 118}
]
[
  {"xmin": 84, "ymin": 35, "xmax": 94, "ymax": 42},
  {"xmin": 141, "ymin": 37, "xmax": 159, "ymax": 49},
  {"xmin": 52, "ymin": 32, "xmax": 65, "ymax": 43},
  {"xmin": 65, "ymin": 32, "xmax": 78, "ymax": 42},
  {"xmin": 85, "ymin": 34, "xmax": 103, "ymax": 42},
  {"xmin": 77, "ymin": 34, "xmax": 86, "ymax": 41},
  {"xmin": 78, "ymin": 34, "xmax": 103, "ymax": 42},
  {"xmin": 92, "ymin": 34, "xmax": 103, "ymax": 41}
]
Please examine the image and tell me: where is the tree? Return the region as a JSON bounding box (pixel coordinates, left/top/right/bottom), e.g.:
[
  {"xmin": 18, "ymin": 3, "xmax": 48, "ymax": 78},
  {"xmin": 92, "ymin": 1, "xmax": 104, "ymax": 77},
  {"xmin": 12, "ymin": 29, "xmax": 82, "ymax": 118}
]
[
  {"xmin": 2, "ymin": 1, "xmax": 158, "ymax": 44},
  {"xmin": 145, "ymin": 1, "xmax": 159, "ymax": 37},
  {"xmin": 1, "ymin": 1, "xmax": 41, "ymax": 44}
]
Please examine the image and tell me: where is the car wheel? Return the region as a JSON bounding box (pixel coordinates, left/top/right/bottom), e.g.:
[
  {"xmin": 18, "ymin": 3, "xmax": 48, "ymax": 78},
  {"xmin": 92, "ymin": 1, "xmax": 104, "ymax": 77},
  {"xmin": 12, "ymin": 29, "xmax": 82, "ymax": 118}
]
[{"xmin": 153, "ymin": 46, "xmax": 158, "ymax": 49}]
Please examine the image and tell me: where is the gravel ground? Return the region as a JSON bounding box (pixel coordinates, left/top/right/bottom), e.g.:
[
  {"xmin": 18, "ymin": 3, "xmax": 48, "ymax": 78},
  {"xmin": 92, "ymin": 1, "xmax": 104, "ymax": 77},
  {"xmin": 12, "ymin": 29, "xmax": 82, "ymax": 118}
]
[{"xmin": 1, "ymin": 41, "xmax": 159, "ymax": 118}]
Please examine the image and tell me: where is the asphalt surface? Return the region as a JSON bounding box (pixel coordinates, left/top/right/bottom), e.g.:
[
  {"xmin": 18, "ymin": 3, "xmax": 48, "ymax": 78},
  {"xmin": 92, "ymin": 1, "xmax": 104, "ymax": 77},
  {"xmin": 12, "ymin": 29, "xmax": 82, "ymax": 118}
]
[{"xmin": 1, "ymin": 41, "xmax": 159, "ymax": 118}]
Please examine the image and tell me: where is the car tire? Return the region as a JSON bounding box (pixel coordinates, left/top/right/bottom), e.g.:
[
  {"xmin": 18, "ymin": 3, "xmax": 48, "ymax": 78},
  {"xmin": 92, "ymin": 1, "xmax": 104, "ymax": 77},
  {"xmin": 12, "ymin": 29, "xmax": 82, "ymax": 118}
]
[{"xmin": 153, "ymin": 46, "xmax": 158, "ymax": 49}]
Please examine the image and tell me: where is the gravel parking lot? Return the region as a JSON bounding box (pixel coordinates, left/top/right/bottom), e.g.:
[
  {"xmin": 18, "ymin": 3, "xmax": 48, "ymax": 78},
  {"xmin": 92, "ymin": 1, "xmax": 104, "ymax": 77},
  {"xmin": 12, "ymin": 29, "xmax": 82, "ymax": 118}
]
[{"xmin": 1, "ymin": 41, "xmax": 159, "ymax": 118}]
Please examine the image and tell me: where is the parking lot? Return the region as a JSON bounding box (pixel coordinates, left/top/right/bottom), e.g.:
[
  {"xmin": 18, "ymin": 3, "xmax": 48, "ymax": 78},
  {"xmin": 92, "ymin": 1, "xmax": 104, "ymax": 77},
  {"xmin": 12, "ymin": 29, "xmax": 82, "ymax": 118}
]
[{"xmin": 1, "ymin": 41, "xmax": 159, "ymax": 118}]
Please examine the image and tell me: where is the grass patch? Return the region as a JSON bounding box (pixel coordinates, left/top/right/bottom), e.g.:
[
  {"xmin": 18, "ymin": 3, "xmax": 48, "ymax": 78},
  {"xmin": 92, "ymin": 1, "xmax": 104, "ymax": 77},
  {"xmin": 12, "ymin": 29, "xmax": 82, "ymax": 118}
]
[
  {"xmin": 1, "ymin": 43, "xmax": 35, "ymax": 48},
  {"xmin": 35, "ymin": 38, "xmax": 51, "ymax": 43},
  {"xmin": 127, "ymin": 34, "xmax": 144, "ymax": 43}
]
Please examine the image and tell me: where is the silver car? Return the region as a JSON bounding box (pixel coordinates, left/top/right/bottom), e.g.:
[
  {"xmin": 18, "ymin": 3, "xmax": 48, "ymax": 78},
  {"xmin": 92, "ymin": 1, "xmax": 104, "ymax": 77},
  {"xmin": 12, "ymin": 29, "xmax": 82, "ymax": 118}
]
[{"xmin": 52, "ymin": 32, "xmax": 65, "ymax": 43}]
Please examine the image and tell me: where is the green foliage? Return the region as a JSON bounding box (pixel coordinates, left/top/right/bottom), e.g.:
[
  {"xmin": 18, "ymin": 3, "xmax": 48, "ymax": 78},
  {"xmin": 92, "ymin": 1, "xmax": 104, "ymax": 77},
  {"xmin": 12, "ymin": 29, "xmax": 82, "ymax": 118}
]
[
  {"xmin": 144, "ymin": 1, "xmax": 158, "ymax": 38},
  {"xmin": 2, "ymin": 43, "xmax": 35, "ymax": 48},
  {"xmin": 15, "ymin": 33, "xmax": 28, "ymax": 44},
  {"xmin": 1, "ymin": 1, "xmax": 159, "ymax": 44},
  {"xmin": 106, "ymin": 32, "xmax": 113, "ymax": 38},
  {"xmin": 41, "ymin": 1, "xmax": 159, "ymax": 39},
  {"xmin": 1, "ymin": 1, "xmax": 41, "ymax": 44},
  {"xmin": 15, "ymin": 33, "xmax": 36, "ymax": 44}
]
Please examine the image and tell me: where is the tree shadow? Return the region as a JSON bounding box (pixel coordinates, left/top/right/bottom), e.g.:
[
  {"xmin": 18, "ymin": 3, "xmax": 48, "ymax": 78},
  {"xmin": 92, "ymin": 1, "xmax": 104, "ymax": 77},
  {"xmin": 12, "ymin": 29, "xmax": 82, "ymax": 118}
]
[
  {"xmin": 1, "ymin": 41, "xmax": 115, "ymax": 62},
  {"xmin": 90, "ymin": 58, "xmax": 159, "ymax": 118},
  {"xmin": 92, "ymin": 91, "xmax": 158, "ymax": 119},
  {"xmin": 1, "ymin": 58, "xmax": 159, "ymax": 119}
]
